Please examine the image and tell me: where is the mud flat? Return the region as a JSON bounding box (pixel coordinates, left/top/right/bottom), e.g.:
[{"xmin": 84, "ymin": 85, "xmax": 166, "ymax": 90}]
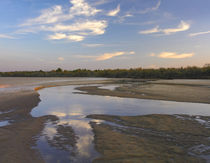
[
  {"xmin": 0, "ymin": 91, "xmax": 52, "ymax": 162},
  {"xmin": 76, "ymin": 79, "xmax": 210, "ymax": 104},
  {"xmin": 87, "ymin": 114, "xmax": 210, "ymax": 162}
]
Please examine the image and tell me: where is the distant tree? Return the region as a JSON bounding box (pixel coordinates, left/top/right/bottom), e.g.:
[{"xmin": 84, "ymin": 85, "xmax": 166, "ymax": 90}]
[
  {"xmin": 56, "ymin": 68, "xmax": 63, "ymax": 72},
  {"xmin": 1, "ymin": 66, "xmax": 210, "ymax": 79},
  {"xmin": 204, "ymin": 64, "xmax": 210, "ymax": 67}
]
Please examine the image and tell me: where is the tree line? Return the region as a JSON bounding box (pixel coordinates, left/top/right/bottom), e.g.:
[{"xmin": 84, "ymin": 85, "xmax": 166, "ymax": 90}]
[{"xmin": 1, "ymin": 66, "xmax": 210, "ymax": 79}]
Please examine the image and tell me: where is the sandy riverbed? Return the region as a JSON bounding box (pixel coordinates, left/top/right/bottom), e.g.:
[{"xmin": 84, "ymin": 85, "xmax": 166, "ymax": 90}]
[{"xmin": 0, "ymin": 78, "xmax": 210, "ymax": 162}]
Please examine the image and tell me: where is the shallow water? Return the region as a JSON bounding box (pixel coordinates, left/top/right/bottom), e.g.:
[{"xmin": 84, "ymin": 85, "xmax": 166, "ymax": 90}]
[
  {"xmin": 31, "ymin": 85, "xmax": 210, "ymax": 162},
  {"xmin": 98, "ymin": 84, "xmax": 119, "ymax": 91},
  {"xmin": 0, "ymin": 120, "xmax": 9, "ymax": 127}
]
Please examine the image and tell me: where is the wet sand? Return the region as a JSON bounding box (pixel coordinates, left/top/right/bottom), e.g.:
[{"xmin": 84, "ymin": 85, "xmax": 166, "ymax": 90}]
[
  {"xmin": 0, "ymin": 90, "xmax": 59, "ymax": 163},
  {"xmin": 88, "ymin": 114, "xmax": 210, "ymax": 162},
  {"xmin": 76, "ymin": 79, "xmax": 210, "ymax": 104}
]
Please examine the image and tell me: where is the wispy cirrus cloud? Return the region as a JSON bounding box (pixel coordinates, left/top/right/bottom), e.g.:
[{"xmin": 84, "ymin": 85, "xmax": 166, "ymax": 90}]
[
  {"xmin": 139, "ymin": 21, "xmax": 190, "ymax": 35},
  {"xmin": 151, "ymin": 52, "xmax": 194, "ymax": 59},
  {"xmin": 58, "ymin": 57, "xmax": 64, "ymax": 61},
  {"xmin": 139, "ymin": 0, "xmax": 161, "ymax": 14},
  {"xmin": 21, "ymin": 5, "xmax": 64, "ymax": 26},
  {"xmin": 83, "ymin": 43, "xmax": 104, "ymax": 47},
  {"xmin": 78, "ymin": 51, "xmax": 135, "ymax": 61},
  {"xmin": 189, "ymin": 30, "xmax": 210, "ymax": 37},
  {"xmin": 139, "ymin": 26, "xmax": 160, "ymax": 34},
  {"xmin": 96, "ymin": 51, "xmax": 134, "ymax": 61},
  {"xmin": 0, "ymin": 34, "xmax": 15, "ymax": 39},
  {"xmin": 92, "ymin": 0, "xmax": 111, "ymax": 6},
  {"xmin": 107, "ymin": 5, "xmax": 120, "ymax": 16},
  {"xmin": 162, "ymin": 21, "xmax": 190, "ymax": 35}
]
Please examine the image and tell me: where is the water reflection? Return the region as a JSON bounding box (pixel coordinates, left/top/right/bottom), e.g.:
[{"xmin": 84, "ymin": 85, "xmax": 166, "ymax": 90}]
[
  {"xmin": 31, "ymin": 85, "xmax": 210, "ymax": 162},
  {"xmin": 99, "ymin": 85, "xmax": 119, "ymax": 91},
  {"xmin": 0, "ymin": 120, "xmax": 9, "ymax": 127},
  {"xmin": 0, "ymin": 84, "xmax": 10, "ymax": 88}
]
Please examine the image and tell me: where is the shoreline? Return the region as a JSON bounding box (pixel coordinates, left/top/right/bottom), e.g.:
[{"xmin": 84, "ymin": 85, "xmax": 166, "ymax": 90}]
[
  {"xmin": 75, "ymin": 79, "xmax": 210, "ymax": 104},
  {"xmin": 0, "ymin": 90, "xmax": 58, "ymax": 163}
]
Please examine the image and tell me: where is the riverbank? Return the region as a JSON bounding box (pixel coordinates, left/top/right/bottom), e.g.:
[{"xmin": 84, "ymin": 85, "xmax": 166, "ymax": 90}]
[
  {"xmin": 0, "ymin": 90, "xmax": 59, "ymax": 163},
  {"xmin": 76, "ymin": 79, "xmax": 210, "ymax": 104}
]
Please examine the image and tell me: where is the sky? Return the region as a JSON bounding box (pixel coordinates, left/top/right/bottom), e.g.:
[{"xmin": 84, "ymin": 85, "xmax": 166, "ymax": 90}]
[{"xmin": 0, "ymin": 0, "xmax": 210, "ymax": 71}]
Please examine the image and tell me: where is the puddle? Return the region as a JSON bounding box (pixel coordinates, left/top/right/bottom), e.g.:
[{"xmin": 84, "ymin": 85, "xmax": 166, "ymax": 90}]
[
  {"xmin": 0, "ymin": 84, "xmax": 10, "ymax": 88},
  {"xmin": 189, "ymin": 144, "xmax": 210, "ymax": 161},
  {"xmin": 0, "ymin": 120, "xmax": 10, "ymax": 127},
  {"xmin": 99, "ymin": 85, "xmax": 119, "ymax": 91},
  {"xmin": 0, "ymin": 109, "xmax": 15, "ymax": 115}
]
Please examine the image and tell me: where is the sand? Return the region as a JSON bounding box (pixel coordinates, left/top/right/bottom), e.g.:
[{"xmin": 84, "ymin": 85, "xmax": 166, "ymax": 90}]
[
  {"xmin": 88, "ymin": 114, "xmax": 210, "ymax": 162},
  {"xmin": 0, "ymin": 90, "xmax": 59, "ymax": 163},
  {"xmin": 76, "ymin": 79, "xmax": 210, "ymax": 104}
]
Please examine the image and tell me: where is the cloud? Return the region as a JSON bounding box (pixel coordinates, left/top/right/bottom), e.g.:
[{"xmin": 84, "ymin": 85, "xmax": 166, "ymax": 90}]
[
  {"xmin": 21, "ymin": 5, "xmax": 64, "ymax": 26},
  {"xmin": 44, "ymin": 20, "xmax": 107, "ymax": 35},
  {"xmin": 92, "ymin": 0, "xmax": 111, "ymax": 6},
  {"xmin": 58, "ymin": 57, "xmax": 64, "ymax": 61},
  {"xmin": 70, "ymin": 0, "xmax": 101, "ymax": 17},
  {"xmin": 151, "ymin": 52, "xmax": 194, "ymax": 59},
  {"xmin": 19, "ymin": 0, "xmax": 107, "ymax": 42},
  {"xmin": 83, "ymin": 44, "xmax": 104, "ymax": 47},
  {"xmin": 129, "ymin": 51, "xmax": 135, "ymax": 55},
  {"xmin": 150, "ymin": 53, "xmax": 156, "ymax": 57},
  {"xmin": 189, "ymin": 30, "xmax": 210, "ymax": 37},
  {"xmin": 96, "ymin": 51, "xmax": 126, "ymax": 60},
  {"xmin": 118, "ymin": 13, "xmax": 133, "ymax": 23},
  {"xmin": 139, "ymin": 21, "xmax": 190, "ymax": 35},
  {"xmin": 107, "ymin": 5, "xmax": 120, "ymax": 16},
  {"xmin": 162, "ymin": 21, "xmax": 190, "ymax": 35},
  {"xmin": 21, "ymin": 0, "xmax": 101, "ymax": 26},
  {"xmin": 140, "ymin": 0, "xmax": 161, "ymax": 14},
  {"xmin": 48, "ymin": 33, "xmax": 66, "ymax": 40},
  {"xmin": 48, "ymin": 33, "xmax": 84, "ymax": 41},
  {"xmin": 139, "ymin": 26, "xmax": 160, "ymax": 34},
  {"xmin": 67, "ymin": 35, "xmax": 84, "ymax": 41},
  {"xmin": 0, "ymin": 34, "xmax": 15, "ymax": 39},
  {"xmin": 79, "ymin": 51, "xmax": 135, "ymax": 61}
]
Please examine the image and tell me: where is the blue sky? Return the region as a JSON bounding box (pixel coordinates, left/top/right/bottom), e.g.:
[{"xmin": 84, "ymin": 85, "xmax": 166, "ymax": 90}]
[{"xmin": 0, "ymin": 0, "xmax": 210, "ymax": 71}]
